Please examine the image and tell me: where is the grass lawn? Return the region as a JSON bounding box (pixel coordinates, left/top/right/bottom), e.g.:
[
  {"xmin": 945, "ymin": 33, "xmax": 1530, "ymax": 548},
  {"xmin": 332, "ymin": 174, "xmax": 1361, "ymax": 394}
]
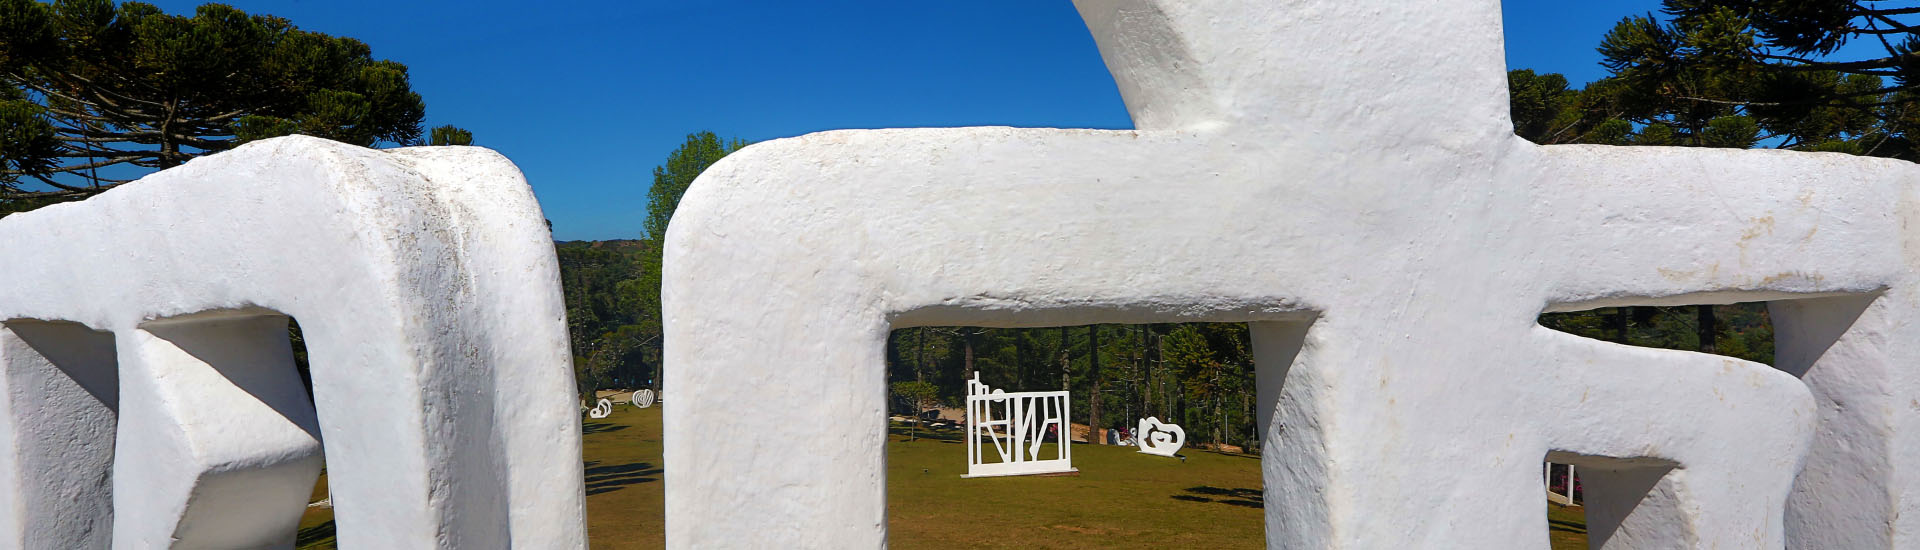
[{"xmin": 296, "ymin": 404, "xmax": 1589, "ymax": 549}]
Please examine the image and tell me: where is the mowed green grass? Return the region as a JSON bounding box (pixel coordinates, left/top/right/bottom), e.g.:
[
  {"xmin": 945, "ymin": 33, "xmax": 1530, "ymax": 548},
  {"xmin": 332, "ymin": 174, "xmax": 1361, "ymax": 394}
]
[{"xmin": 297, "ymin": 404, "xmax": 1589, "ymax": 549}]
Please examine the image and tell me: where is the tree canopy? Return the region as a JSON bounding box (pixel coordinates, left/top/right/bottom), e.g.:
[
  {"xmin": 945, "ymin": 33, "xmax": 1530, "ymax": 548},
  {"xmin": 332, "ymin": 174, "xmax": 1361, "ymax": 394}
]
[
  {"xmin": 643, "ymin": 131, "xmax": 747, "ymax": 240},
  {"xmin": 0, "ymin": 0, "xmax": 462, "ymax": 204},
  {"xmin": 1518, "ymin": 0, "xmax": 1920, "ymax": 156},
  {"xmin": 556, "ymin": 132, "xmax": 747, "ymax": 401}
]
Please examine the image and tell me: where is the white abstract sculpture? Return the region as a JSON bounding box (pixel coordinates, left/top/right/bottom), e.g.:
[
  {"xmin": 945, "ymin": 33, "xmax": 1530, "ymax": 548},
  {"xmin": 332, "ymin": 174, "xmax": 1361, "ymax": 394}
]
[
  {"xmin": 665, "ymin": 0, "xmax": 1920, "ymax": 547},
  {"xmin": 0, "ymin": 136, "xmax": 587, "ymax": 549},
  {"xmin": 589, "ymin": 398, "xmax": 614, "ymax": 419},
  {"xmin": 1135, "ymin": 417, "xmax": 1184, "ymax": 458},
  {"xmin": 633, "ymin": 389, "xmax": 656, "ymax": 408},
  {"xmin": 960, "ymin": 374, "xmax": 1074, "ymax": 478}
]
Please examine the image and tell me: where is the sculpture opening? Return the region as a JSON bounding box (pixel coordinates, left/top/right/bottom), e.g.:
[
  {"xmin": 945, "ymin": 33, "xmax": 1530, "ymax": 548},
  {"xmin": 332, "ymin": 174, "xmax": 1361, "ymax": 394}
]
[
  {"xmin": 1533, "ymin": 293, "xmax": 1878, "ymax": 549},
  {"xmin": 883, "ymin": 322, "xmax": 1269, "ymax": 547}
]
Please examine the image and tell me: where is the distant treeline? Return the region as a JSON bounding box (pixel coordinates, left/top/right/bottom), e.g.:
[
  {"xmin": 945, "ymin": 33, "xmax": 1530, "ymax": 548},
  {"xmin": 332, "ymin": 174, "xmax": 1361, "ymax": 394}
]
[{"xmin": 556, "ymin": 239, "xmax": 661, "ymax": 399}]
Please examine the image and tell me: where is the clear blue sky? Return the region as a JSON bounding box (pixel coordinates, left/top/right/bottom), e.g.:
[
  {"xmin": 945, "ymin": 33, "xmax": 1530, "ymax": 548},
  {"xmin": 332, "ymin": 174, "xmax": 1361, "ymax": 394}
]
[{"xmin": 147, "ymin": 0, "xmax": 1668, "ymax": 241}]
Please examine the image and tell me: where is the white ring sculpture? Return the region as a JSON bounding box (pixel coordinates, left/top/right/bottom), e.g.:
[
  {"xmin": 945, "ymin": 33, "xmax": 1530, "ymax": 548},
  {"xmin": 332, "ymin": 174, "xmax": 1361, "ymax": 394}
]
[
  {"xmin": 664, "ymin": 1, "xmax": 1920, "ymax": 547},
  {"xmin": 633, "ymin": 389, "xmax": 656, "ymax": 408},
  {"xmin": 0, "ymin": 136, "xmax": 586, "ymax": 548},
  {"xmin": 589, "ymin": 398, "xmax": 614, "ymax": 419}
]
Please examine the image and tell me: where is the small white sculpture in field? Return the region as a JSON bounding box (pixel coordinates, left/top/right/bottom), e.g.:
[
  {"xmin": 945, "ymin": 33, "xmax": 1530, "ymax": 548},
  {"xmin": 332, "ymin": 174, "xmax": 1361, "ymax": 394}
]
[
  {"xmin": 588, "ymin": 398, "xmax": 614, "ymax": 419},
  {"xmin": 1136, "ymin": 417, "xmax": 1185, "ymax": 458},
  {"xmin": 633, "ymin": 389, "xmax": 656, "ymax": 408},
  {"xmin": 961, "ymin": 373, "xmax": 1074, "ymax": 478}
]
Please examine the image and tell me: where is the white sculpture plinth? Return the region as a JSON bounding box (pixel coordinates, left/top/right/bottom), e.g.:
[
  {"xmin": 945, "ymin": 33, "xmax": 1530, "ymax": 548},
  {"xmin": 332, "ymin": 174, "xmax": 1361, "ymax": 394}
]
[
  {"xmin": 0, "ymin": 136, "xmax": 587, "ymax": 549},
  {"xmin": 961, "ymin": 374, "xmax": 1074, "ymax": 478}
]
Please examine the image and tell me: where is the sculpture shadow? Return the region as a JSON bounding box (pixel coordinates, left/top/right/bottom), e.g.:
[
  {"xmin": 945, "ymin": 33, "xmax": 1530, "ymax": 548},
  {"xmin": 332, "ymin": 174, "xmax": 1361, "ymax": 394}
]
[
  {"xmin": 584, "ymin": 460, "xmax": 662, "ymax": 496},
  {"xmin": 146, "ymin": 314, "xmax": 321, "ymax": 439},
  {"xmin": 296, "ymin": 520, "xmax": 336, "ymax": 547},
  {"xmin": 582, "ymin": 421, "xmax": 629, "ymax": 435},
  {"xmin": 1172, "ymin": 486, "xmax": 1264, "ymax": 509},
  {"xmin": 888, "ymin": 422, "xmax": 965, "ymax": 442},
  {"xmin": 1548, "ymin": 517, "xmax": 1587, "ymax": 536}
]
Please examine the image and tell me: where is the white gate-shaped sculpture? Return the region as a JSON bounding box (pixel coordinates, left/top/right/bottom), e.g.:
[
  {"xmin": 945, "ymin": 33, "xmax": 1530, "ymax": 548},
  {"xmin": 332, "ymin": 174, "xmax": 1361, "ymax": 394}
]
[{"xmin": 963, "ymin": 373, "xmax": 1074, "ymax": 478}]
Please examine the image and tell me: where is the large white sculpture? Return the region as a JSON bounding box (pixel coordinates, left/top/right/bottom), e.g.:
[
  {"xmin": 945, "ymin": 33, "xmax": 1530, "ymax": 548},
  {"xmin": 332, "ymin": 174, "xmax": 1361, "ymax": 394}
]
[
  {"xmin": 663, "ymin": 1, "xmax": 1920, "ymax": 548},
  {"xmin": 961, "ymin": 374, "xmax": 1074, "ymax": 478},
  {"xmin": 0, "ymin": 136, "xmax": 587, "ymax": 548},
  {"xmin": 1134, "ymin": 417, "xmax": 1184, "ymax": 458}
]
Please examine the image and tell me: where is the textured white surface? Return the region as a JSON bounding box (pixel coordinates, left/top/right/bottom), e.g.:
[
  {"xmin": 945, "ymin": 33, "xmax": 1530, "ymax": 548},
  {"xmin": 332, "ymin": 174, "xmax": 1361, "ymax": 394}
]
[
  {"xmin": 0, "ymin": 136, "xmax": 586, "ymax": 548},
  {"xmin": 664, "ymin": 0, "xmax": 1920, "ymax": 548}
]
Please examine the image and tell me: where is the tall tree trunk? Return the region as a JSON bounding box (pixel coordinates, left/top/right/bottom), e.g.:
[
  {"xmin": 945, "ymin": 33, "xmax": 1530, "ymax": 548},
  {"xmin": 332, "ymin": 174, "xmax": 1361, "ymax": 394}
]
[
  {"xmin": 1697, "ymin": 305, "xmax": 1718, "ymax": 354},
  {"xmin": 963, "ymin": 329, "xmax": 976, "ymax": 382},
  {"xmin": 1059, "ymin": 326, "xmax": 1071, "ymax": 390},
  {"xmin": 1152, "ymin": 327, "xmax": 1166, "ymax": 419},
  {"xmin": 1058, "ymin": 326, "xmax": 1072, "ymax": 442},
  {"xmin": 1089, "ymin": 325, "xmax": 1104, "ymax": 445},
  {"xmin": 1016, "ymin": 332, "xmax": 1030, "ymax": 389},
  {"xmin": 916, "ymin": 328, "xmax": 926, "ymax": 384},
  {"xmin": 1611, "ymin": 307, "xmax": 1630, "ymax": 344},
  {"xmin": 1242, "ymin": 390, "xmax": 1253, "ymax": 454}
]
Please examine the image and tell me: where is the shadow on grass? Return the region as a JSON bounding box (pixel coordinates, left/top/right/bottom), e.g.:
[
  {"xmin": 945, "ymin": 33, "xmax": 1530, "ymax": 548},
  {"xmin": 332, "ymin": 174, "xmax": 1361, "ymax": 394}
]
[
  {"xmin": 583, "ymin": 422, "xmax": 629, "ymax": 435},
  {"xmin": 585, "ymin": 460, "xmax": 663, "ymax": 496},
  {"xmin": 1171, "ymin": 485, "xmax": 1264, "ymax": 508},
  {"xmin": 888, "ymin": 422, "xmax": 964, "ymax": 442},
  {"xmin": 1549, "ymin": 518, "xmax": 1587, "ymax": 534},
  {"xmin": 297, "ymin": 520, "xmax": 336, "ymax": 548}
]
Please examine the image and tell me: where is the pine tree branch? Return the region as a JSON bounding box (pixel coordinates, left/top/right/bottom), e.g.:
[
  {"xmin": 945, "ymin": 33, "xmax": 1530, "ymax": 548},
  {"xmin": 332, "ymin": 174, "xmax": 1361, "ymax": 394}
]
[{"xmin": 1754, "ymin": 53, "xmax": 1901, "ymax": 72}]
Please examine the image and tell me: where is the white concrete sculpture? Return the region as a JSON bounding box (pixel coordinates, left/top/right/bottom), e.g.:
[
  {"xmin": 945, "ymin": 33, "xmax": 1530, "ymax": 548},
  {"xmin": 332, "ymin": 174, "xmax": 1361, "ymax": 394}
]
[
  {"xmin": 960, "ymin": 374, "xmax": 1074, "ymax": 478},
  {"xmin": 0, "ymin": 136, "xmax": 587, "ymax": 549},
  {"xmin": 589, "ymin": 398, "xmax": 614, "ymax": 419},
  {"xmin": 664, "ymin": 0, "xmax": 1920, "ymax": 548},
  {"xmin": 1134, "ymin": 417, "xmax": 1184, "ymax": 458},
  {"xmin": 633, "ymin": 389, "xmax": 656, "ymax": 409}
]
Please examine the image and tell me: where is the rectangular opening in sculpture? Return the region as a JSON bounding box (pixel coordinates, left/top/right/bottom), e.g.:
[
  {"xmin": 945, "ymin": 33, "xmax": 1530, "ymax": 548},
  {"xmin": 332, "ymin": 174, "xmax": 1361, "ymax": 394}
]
[
  {"xmin": 1544, "ymin": 451, "xmax": 1684, "ymax": 550},
  {"xmin": 0, "ymin": 319, "xmax": 118, "ymax": 548},
  {"xmin": 282, "ymin": 317, "xmax": 340, "ymax": 547},
  {"xmin": 1539, "ymin": 303, "xmax": 1776, "ymax": 364},
  {"xmin": 885, "ymin": 323, "xmax": 1264, "ymax": 547},
  {"xmin": 1534, "ymin": 294, "xmax": 1876, "ymax": 549},
  {"xmin": 1536, "ymin": 302, "xmax": 1774, "ymax": 547}
]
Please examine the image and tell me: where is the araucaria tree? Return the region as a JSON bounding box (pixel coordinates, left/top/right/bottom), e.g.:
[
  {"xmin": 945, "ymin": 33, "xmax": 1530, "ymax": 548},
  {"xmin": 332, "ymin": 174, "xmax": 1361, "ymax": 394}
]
[
  {"xmin": 0, "ymin": 0, "xmax": 464, "ymax": 204},
  {"xmin": 1521, "ymin": 0, "xmax": 1920, "ymax": 157}
]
